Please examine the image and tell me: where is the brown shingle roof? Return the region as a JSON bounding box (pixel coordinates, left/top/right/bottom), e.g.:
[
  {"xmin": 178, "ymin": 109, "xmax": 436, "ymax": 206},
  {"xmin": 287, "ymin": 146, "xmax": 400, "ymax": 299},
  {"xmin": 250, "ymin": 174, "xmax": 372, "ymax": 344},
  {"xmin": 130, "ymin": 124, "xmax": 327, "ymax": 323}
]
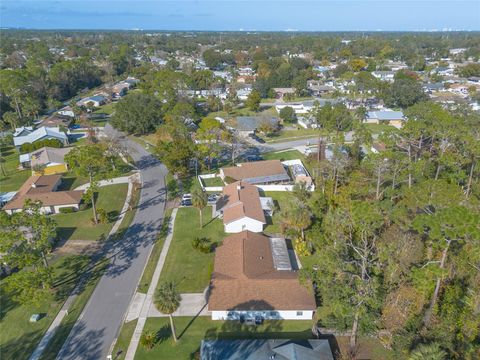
[
  {"xmin": 2, "ymin": 175, "xmax": 83, "ymax": 210},
  {"xmin": 208, "ymin": 231, "xmax": 316, "ymax": 311},
  {"xmin": 220, "ymin": 181, "xmax": 266, "ymax": 225},
  {"xmin": 221, "ymin": 160, "xmax": 289, "ymax": 184}
]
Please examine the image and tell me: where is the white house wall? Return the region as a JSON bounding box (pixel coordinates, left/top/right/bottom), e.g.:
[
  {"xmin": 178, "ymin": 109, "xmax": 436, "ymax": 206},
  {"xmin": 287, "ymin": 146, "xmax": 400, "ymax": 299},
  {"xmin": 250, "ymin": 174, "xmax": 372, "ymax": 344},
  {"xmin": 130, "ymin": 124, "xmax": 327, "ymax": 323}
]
[
  {"xmin": 225, "ymin": 218, "xmax": 264, "ymax": 233},
  {"xmin": 211, "ymin": 310, "xmax": 314, "ymax": 321}
]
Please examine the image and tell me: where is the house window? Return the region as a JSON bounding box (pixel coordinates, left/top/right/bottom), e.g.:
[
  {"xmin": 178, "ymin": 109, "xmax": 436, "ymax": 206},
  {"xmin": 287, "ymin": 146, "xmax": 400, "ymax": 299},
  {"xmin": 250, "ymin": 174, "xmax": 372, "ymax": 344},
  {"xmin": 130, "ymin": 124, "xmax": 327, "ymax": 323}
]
[{"xmin": 296, "ymin": 311, "xmax": 303, "ymax": 316}]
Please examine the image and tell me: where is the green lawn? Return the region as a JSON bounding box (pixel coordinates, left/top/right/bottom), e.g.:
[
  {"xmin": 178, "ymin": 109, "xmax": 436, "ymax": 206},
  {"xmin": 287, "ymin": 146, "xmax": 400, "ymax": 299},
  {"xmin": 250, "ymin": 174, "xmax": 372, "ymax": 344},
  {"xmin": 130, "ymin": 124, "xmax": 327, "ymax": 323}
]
[
  {"xmin": 364, "ymin": 123, "xmax": 399, "ymax": 134},
  {"xmin": 112, "ymin": 319, "xmax": 138, "ymax": 360},
  {"xmin": 53, "ymin": 183, "xmax": 128, "ymax": 241},
  {"xmin": 262, "ymin": 149, "xmax": 304, "ymax": 162},
  {"xmin": 201, "ymin": 176, "xmax": 224, "ymax": 187},
  {"xmin": 260, "ymin": 128, "xmax": 319, "ymax": 143},
  {"xmin": 0, "ymin": 255, "xmax": 90, "ymax": 360},
  {"xmin": 137, "ymin": 209, "xmax": 173, "ymax": 293},
  {"xmin": 159, "ymin": 207, "xmax": 224, "ymax": 293},
  {"xmin": 38, "ymin": 258, "xmax": 108, "ymax": 360},
  {"xmin": 133, "ymin": 317, "xmax": 314, "ymax": 360},
  {"xmin": 0, "ymin": 146, "xmax": 31, "ymax": 192},
  {"xmin": 261, "ymin": 191, "xmax": 294, "ymax": 235},
  {"xmin": 94, "ymin": 102, "xmax": 116, "ymax": 115}
]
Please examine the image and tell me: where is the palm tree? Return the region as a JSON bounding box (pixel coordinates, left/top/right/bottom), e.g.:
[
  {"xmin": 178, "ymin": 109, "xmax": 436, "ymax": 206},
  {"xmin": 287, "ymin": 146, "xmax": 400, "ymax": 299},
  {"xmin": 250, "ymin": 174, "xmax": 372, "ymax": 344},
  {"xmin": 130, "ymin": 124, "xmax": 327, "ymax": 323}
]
[
  {"xmin": 154, "ymin": 282, "xmax": 181, "ymax": 342},
  {"xmin": 192, "ymin": 188, "xmax": 208, "ymax": 228},
  {"xmin": 140, "ymin": 330, "xmax": 157, "ymax": 351},
  {"xmin": 408, "ymin": 343, "xmax": 446, "ymax": 360},
  {"xmin": 282, "ymin": 201, "xmax": 312, "ymax": 241}
]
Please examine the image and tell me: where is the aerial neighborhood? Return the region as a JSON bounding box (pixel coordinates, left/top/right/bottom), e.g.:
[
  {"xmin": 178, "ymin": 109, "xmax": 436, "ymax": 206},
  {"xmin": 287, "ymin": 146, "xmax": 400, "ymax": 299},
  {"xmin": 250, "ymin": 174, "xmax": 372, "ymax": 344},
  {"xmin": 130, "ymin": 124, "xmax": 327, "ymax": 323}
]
[{"xmin": 0, "ymin": 26, "xmax": 479, "ymax": 360}]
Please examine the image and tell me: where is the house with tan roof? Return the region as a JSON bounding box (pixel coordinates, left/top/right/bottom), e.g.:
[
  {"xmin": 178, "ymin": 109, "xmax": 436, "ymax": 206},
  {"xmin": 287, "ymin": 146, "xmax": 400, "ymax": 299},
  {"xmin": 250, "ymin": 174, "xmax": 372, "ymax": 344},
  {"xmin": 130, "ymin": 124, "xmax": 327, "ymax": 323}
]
[
  {"xmin": 220, "ymin": 160, "xmax": 290, "ymax": 185},
  {"xmin": 216, "ymin": 181, "xmax": 267, "ymax": 233},
  {"xmin": 21, "ymin": 147, "xmax": 73, "ymax": 175},
  {"xmin": 2, "ymin": 175, "xmax": 83, "ymax": 215},
  {"xmin": 208, "ymin": 231, "xmax": 316, "ymax": 320}
]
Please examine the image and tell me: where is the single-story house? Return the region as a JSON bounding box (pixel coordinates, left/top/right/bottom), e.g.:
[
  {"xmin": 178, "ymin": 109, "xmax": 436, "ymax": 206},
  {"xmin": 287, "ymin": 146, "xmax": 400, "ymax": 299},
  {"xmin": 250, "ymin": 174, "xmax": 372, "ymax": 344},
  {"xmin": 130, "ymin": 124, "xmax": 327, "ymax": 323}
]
[
  {"xmin": 13, "ymin": 126, "xmax": 69, "ymax": 149},
  {"xmin": 25, "ymin": 146, "xmax": 73, "ymax": 175},
  {"xmin": 111, "ymin": 82, "xmax": 130, "ymax": 99},
  {"xmin": 201, "ymin": 339, "xmax": 334, "ymax": 360},
  {"xmin": 307, "ymin": 80, "xmax": 335, "ymax": 96},
  {"xmin": 76, "ymin": 95, "xmax": 107, "ymax": 108},
  {"xmin": 220, "ymin": 160, "xmax": 290, "ymax": 185},
  {"xmin": 275, "ymin": 98, "xmax": 339, "ymax": 116},
  {"xmin": 372, "ymin": 71, "xmax": 395, "ymax": 82},
  {"xmin": 13, "ymin": 126, "xmax": 34, "ymax": 137},
  {"xmin": 40, "ymin": 114, "xmax": 73, "ymax": 129},
  {"xmin": 2, "ymin": 174, "xmax": 83, "ymax": 214},
  {"xmin": 273, "ymin": 87, "xmax": 296, "ymax": 100},
  {"xmin": 235, "ymin": 116, "xmax": 279, "ymax": 137},
  {"xmin": 57, "ymin": 106, "xmax": 75, "ymax": 118},
  {"xmin": 208, "ymin": 231, "xmax": 317, "ymax": 320},
  {"xmin": 365, "ymin": 110, "xmax": 405, "ymax": 128},
  {"xmin": 216, "ymin": 181, "xmax": 266, "ymax": 233}
]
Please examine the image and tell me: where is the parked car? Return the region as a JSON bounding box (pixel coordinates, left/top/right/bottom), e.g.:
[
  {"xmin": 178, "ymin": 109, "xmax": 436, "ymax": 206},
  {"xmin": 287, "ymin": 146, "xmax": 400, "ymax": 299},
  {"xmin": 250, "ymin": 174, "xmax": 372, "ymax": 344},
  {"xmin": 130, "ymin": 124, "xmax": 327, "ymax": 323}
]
[
  {"xmin": 181, "ymin": 199, "xmax": 192, "ymax": 207},
  {"xmin": 182, "ymin": 193, "xmax": 192, "ymax": 201},
  {"xmin": 207, "ymin": 193, "xmax": 219, "ymax": 204},
  {"xmin": 249, "ymin": 134, "xmax": 265, "ymax": 144}
]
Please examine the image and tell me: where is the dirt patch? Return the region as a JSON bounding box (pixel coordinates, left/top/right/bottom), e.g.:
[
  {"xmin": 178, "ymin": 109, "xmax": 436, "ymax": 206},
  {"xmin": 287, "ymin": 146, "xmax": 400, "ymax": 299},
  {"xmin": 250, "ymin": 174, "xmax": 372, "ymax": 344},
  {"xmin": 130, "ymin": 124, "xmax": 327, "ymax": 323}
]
[{"xmin": 54, "ymin": 240, "xmax": 103, "ymax": 256}]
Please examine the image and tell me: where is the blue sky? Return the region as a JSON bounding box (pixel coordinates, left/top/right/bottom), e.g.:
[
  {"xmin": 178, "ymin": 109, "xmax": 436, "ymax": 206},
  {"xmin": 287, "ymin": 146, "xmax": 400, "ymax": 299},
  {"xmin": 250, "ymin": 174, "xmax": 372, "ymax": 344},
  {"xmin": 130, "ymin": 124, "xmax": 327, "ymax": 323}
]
[{"xmin": 1, "ymin": 1, "xmax": 479, "ymax": 31}]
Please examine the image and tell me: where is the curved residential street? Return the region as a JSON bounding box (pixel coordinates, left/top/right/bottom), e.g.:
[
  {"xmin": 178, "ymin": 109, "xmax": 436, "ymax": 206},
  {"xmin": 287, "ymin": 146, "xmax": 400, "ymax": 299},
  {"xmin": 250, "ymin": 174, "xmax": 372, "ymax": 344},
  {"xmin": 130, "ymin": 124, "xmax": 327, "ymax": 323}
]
[{"xmin": 57, "ymin": 124, "xmax": 168, "ymax": 360}]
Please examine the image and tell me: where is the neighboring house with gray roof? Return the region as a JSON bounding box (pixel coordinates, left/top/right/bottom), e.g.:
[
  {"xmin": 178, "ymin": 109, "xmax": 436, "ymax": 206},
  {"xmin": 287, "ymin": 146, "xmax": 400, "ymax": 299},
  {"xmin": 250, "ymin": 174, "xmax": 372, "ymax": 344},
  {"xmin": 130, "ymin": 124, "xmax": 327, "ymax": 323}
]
[
  {"xmin": 365, "ymin": 110, "xmax": 406, "ymax": 128},
  {"xmin": 201, "ymin": 339, "xmax": 334, "ymax": 360},
  {"xmin": 235, "ymin": 116, "xmax": 279, "ymax": 137},
  {"xmin": 13, "ymin": 126, "xmax": 68, "ymax": 149}
]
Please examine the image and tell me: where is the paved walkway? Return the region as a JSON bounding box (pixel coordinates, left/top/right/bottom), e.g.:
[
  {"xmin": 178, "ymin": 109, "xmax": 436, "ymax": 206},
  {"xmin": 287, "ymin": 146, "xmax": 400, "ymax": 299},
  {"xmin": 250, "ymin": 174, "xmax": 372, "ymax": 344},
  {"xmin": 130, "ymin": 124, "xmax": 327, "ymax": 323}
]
[
  {"xmin": 74, "ymin": 176, "xmax": 132, "ymax": 191},
  {"xmin": 28, "ymin": 175, "xmax": 139, "ymax": 360},
  {"xmin": 148, "ymin": 293, "xmax": 209, "ymax": 317},
  {"xmin": 124, "ymin": 208, "xmax": 178, "ymax": 360}
]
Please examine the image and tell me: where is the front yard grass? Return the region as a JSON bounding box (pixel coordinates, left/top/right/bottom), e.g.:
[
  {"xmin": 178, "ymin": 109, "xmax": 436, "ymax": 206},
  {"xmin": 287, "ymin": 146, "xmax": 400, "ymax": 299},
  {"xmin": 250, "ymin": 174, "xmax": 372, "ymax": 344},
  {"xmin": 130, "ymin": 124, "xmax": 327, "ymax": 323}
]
[
  {"xmin": 53, "ymin": 183, "xmax": 128, "ymax": 241},
  {"xmin": 134, "ymin": 317, "xmax": 313, "ymax": 360},
  {"xmin": 0, "ymin": 146, "xmax": 31, "ymax": 192},
  {"xmin": 262, "ymin": 149, "xmax": 304, "ymax": 162},
  {"xmin": 0, "ymin": 255, "xmax": 90, "ymax": 360},
  {"xmin": 159, "ymin": 207, "xmax": 224, "ymax": 293},
  {"xmin": 38, "ymin": 258, "xmax": 108, "ymax": 360}
]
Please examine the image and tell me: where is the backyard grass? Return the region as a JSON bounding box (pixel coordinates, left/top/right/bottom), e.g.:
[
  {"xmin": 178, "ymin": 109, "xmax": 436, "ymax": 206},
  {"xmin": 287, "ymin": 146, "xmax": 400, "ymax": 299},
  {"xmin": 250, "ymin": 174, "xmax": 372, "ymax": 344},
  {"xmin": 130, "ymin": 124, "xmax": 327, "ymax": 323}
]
[
  {"xmin": 137, "ymin": 209, "xmax": 173, "ymax": 293},
  {"xmin": 364, "ymin": 123, "xmax": 400, "ymax": 134},
  {"xmin": 0, "ymin": 255, "xmax": 90, "ymax": 360},
  {"xmin": 38, "ymin": 258, "xmax": 108, "ymax": 360},
  {"xmin": 260, "ymin": 128, "xmax": 319, "ymax": 143},
  {"xmin": 53, "ymin": 183, "xmax": 128, "ymax": 241},
  {"xmin": 261, "ymin": 191, "xmax": 294, "ymax": 235},
  {"xmin": 0, "ymin": 146, "xmax": 31, "ymax": 192},
  {"xmin": 133, "ymin": 317, "xmax": 314, "ymax": 360},
  {"xmin": 159, "ymin": 207, "xmax": 224, "ymax": 293},
  {"xmin": 201, "ymin": 176, "xmax": 224, "ymax": 187},
  {"xmin": 93, "ymin": 102, "xmax": 116, "ymax": 115}
]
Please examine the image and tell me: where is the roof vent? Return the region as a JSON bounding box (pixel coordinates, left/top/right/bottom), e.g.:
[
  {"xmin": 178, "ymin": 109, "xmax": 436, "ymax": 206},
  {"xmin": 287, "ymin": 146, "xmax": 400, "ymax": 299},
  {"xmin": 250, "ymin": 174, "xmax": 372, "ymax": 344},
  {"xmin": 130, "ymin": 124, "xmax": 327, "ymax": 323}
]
[
  {"xmin": 31, "ymin": 183, "xmax": 37, "ymax": 188},
  {"xmin": 237, "ymin": 184, "xmax": 242, "ymax": 191}
]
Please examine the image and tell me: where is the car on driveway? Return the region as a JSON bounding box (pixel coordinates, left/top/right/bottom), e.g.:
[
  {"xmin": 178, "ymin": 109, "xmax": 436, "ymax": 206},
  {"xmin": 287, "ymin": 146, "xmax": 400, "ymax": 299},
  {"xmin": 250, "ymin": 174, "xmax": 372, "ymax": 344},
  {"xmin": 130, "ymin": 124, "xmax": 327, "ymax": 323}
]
[
  {"xmin": 181, "ymin": 198, "xmax": 192, "ymax": 207},
  {"xmin": 207, "ymin": 193, "xmax": 219, "ymax": 204}
]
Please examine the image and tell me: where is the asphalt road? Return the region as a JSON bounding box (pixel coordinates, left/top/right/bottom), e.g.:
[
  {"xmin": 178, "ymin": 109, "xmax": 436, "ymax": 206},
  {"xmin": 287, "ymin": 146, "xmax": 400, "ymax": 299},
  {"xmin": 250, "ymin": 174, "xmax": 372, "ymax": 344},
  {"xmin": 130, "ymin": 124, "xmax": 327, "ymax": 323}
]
[{"xmin": 57, "ymin": 124, "xmax": 168, "ymax": 360}]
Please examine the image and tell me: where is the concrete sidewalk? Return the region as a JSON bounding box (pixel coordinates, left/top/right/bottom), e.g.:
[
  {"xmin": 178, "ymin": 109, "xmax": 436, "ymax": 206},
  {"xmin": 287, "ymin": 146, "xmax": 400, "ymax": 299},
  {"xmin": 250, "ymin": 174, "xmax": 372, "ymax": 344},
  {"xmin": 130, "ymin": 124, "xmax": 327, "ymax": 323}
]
[
  {"xmin": 74, "ymin": 175, "xmax": 132, "ymax": 191},
  {"xmin": 124, "ymin": 208, "xmax": 178, "ymax": 360}
]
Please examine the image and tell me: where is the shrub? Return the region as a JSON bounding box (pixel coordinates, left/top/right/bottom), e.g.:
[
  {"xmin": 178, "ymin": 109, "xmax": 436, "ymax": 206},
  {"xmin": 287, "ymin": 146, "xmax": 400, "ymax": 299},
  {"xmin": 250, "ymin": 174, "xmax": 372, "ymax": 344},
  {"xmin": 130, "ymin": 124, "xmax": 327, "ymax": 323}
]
[
  {"xmin": 294, "ymin": 239, "xmax": 311, "ymax": 256},
  {"xmin": 59, "ymin": 207, "xmax": 76, "ymax": 213},
  {"xmin": 191, "ymin": 237, "xmax": 211, "ymax": 253},
  {"xmin": 140, "ymin": 330, "xmax": 157, "ymax": 351},
  {"xmin": 97, "ymin": 208, "xmax": 108, "ymax": 224},
  {"xmin": 224, "ymin": 176, "xmax": 236, "ymax": 184}
]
